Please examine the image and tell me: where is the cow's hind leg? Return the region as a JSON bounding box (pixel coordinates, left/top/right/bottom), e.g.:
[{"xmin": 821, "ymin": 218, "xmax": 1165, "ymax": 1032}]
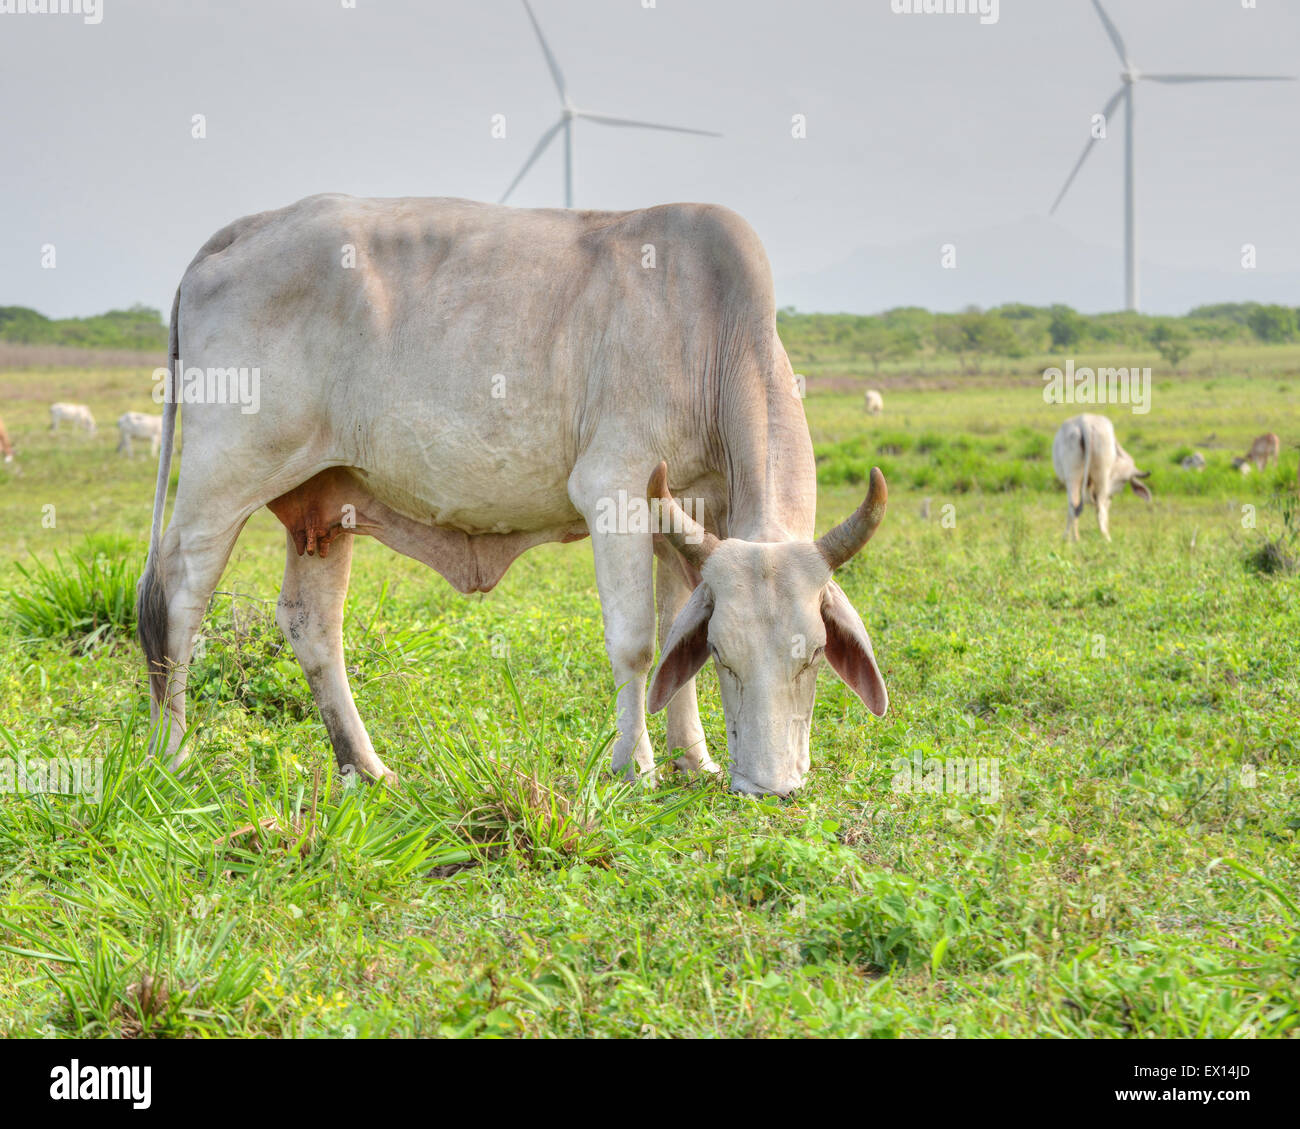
[
  {"xmin": 655, "ymin": 551, "xmax": 717, "ymax": 775},
  {"xmin": 275, "ymin": 531, "xmax": 391, "ymax": 781},
  {"xmin": 1064, "ymin": 477, "xmax": 1084, "ymax": 542},
  {"xmin": 141, "ymin": 510, "xmax": 247, "ymax": 768}
]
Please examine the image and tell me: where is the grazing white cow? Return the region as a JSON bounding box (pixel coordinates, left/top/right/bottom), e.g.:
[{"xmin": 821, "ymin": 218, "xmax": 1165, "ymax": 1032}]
[
  {"xmin": 1232, "ymin": 432, "xmax": 1280, "ymax": 472},
  {"xmin": 50, "ymin": 402, "xmax": 96, "ymax": 435},
  {"xmin": 1051, "ymin": 413, "xmax": 1152, "ymax": 542},
  {"xmin": 0, "ymin": 415, "xmax": 13, "ymax": 463},
  {"xmin": 139, "ymin": 194, "xmax": 890, "ymax": 797},
  {"xmin": 1180, "ymin": 452, "xmax": 1206, "ymax": 471},
  {"xmin": 117, "ymin": 411, "xmax": 164, "ymax": 458},
  {"xmin": 864, "ymin": 389, "xmax": 884, "ymax": 415}
]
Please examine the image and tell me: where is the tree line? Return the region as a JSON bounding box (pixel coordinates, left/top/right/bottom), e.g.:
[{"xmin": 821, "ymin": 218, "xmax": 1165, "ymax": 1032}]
[
  {"xmin": 0, "ymin": 304, "xmax": 168, "ymax": 351},
  {"xmin": 3, "ymin": 300, "xmax": 1298, "ymax": 369},
  {"xmin": 777, "ymin": 302, "xmax": 1300, "ymax": 371}
]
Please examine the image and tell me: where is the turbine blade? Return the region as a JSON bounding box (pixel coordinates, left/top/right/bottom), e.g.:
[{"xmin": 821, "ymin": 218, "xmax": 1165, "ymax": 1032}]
[
  {"xmin": 1142, "ymin": 73, "xmax": 1297, "ymax": 83},
  {"xmin": 1090, "ymin": 0, "xmax": 1131, "ymax": 67},
  {"xmin": 522, "ymin": 0, "xmax": 568, "ymax": 104},
  {"xmin": 1049, "ymin": 86, "xmax": 1127, "ymax": 216},
  {"xmin": 575, "ymin": 110, "xmax": 721, "ymax": 137},
  {"xmin": 499, "ymin": 119, "xmax": 565, "ymax": 204}
]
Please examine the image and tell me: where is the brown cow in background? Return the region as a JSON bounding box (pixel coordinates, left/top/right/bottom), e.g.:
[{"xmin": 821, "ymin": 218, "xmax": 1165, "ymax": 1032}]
[{"xmin": 1233, "ymin": 432, "xmax": 1281, "ymax": 472}]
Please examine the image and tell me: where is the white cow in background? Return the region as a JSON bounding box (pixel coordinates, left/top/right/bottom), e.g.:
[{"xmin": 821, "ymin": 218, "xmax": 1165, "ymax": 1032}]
[
  {"xmin": 1052, "ymin": 413, "xmax": 1152, "ymax": 542},
  {"xmin": 117, "ymin": 411, "xmax": 164, "ymax": 458},
  {"xmin": 50, "ymin": 402, "xmax": 96, "ymax": 435},
  {"xmin": 864, "ymin": 389, "xmax": 884, "ymax": 415}
]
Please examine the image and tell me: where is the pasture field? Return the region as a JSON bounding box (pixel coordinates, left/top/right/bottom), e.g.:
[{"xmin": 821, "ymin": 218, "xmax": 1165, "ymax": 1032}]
[{"xmin": 0, "ymin": 358, "xmax": 1296, "ymax": 1038}]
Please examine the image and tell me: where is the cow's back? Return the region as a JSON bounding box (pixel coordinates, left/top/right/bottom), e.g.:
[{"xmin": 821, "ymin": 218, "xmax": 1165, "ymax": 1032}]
[{"xmin": 175, "ymin": 195, "xmax": 776, "ymax": 533}]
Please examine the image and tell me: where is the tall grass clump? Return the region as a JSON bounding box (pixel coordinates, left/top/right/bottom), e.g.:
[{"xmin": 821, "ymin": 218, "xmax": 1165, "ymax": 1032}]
[
  {"xmin": 1243, "ymin": 494, "xmax": 1300, "ymax": 576},
  {"xmin": 3, "ymin": 533, "xmax": 142, "ymax": 652},
  {"xmin": 403, "ymin": 666, "xmax": 700, "ymax": 870}
]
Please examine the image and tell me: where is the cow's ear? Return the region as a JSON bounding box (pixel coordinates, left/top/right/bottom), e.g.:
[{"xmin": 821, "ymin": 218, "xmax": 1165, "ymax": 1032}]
[
  {"xmin": 821, "ymin": 581, "xmax": 887, "ymax": 717},
  {"xmin": 1130, "ymin": 477, "xmax": 1152, "ymax": 502},
  {"xmin": 648, "ymin": 584, "xmax": 714, "ymax": 713}
]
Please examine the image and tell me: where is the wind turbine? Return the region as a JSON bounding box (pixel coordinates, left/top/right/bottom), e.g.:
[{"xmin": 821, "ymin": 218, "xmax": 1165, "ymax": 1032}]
[
  {"xmin": 500, "ymin": 0, "xmax": 720, "ymax": 209},
  {"xmin": 1049, "ymin": 0, "xmax": 1295, "ymax": 312}
]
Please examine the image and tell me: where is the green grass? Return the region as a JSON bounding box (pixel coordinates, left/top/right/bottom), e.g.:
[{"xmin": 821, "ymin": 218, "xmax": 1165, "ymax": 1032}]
[
  {"xmin": 0, "ymin": 361, "xmax": 1296, "ymax": 1038},
  {"xmin": 3, "ymin": 532, "xmax": 141, "ymax": 652}
]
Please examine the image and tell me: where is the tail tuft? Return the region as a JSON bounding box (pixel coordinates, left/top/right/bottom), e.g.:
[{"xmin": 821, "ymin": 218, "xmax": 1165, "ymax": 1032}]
[{"xmin": 137, "ymin": 562, "xmax": 169, "ymax": 699}]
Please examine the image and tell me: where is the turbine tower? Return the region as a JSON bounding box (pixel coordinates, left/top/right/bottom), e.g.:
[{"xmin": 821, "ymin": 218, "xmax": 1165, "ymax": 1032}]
[
  {"xmin": 1049, "ymin": 0, "xmax": 1294, "ymax": 312},
  {"xmin": 501, "ymin": 0, "xmax": 720, "ymax": 209}
]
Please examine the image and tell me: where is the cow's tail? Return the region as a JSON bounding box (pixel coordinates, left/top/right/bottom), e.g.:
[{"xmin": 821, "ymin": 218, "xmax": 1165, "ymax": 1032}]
[
  {"xmin": 1071, "ymin": 424, "xmax": 1090, "ymax": 518},
  {"xmin": 137, "ymin": 285, "xmax": 181, "ymax": 700}
]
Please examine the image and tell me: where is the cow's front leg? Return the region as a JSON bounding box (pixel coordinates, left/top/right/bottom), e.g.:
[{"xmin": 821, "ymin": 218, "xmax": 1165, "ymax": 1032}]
[
  {"xmin": 655, "ymin": 550, "xmax": 717, "ymax": 775},
  {"xmin": 571, "ymin": 471, "xmax": 657, "ymax": 782}
]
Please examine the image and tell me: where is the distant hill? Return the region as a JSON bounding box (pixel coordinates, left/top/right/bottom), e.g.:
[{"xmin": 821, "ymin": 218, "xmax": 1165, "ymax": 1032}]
[{"xmin": 0, "ymin": 305, "xmax": 167, "ymax": 352}]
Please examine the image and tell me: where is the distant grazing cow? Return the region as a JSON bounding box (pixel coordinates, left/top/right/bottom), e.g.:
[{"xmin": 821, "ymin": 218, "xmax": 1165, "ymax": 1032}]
[
  {"xmin": 1052, "ymin": 413, "xmax": 1152, "ymax": 542},
  {"xmin": 50, "ymin": 402, "xmax": 96, "ymax": 435},
  {"xmin": 137, "ymin": 194, "xmax": 891, "ymax": 798},
  {"xmin": 1232, "ymin": 432, "xmax": 1280, "ymax": 473},
  {"xmin": 0, "ymin": 416, "xmax": 13, "ymax": 463},
  {"xmin": 864, "ymin": 389, "xmax": 884, "ymax": 415},
  {"xmin": 117, "ymin": 411, "xmax": 164, "ymax": 458},
  {"xmin": 1180, "ymin": 452, "xmax": 1206, "ymax": 471}
]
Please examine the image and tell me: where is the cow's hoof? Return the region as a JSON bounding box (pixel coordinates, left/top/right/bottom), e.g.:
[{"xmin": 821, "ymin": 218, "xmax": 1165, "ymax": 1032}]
[
  {"xmin": 338, "ymin": 762, "xmax": 397, "ymax": 788},
  {"xmin": 611, "ymin": 759, "xmax": 658, "ymax": 788},
  {"xmin": 673, "ymin": 748, "xmax": 720, "ymax": 776}
]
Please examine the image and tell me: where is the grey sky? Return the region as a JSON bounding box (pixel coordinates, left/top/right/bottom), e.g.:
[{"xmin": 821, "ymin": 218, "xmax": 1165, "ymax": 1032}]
[{"xmin": 1, "ymin": 0, "xmax": 1296, "ymax": 317}]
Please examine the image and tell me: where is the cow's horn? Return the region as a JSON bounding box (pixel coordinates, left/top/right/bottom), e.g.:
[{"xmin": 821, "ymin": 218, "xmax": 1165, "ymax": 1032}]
[
  {"xmin": 817, "ymin": 466, "xmax": 888, "ymax": 570},
  {"xmin": 648, "ymin": 461, "xmax": 719, "ymax": 569},
  {"xmin": 1135, "ymin": 469, "xmax": 1152, "ymax": 479}
]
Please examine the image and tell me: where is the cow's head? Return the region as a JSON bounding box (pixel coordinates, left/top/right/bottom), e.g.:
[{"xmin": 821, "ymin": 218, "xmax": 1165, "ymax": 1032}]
[
  {"xmin": 647, "ymin": 463, "xmax": 888, "ymax": 797},
  {"xmin": 1110, "ymin": 445, "xmax": 1153, "ymax": 502}
]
